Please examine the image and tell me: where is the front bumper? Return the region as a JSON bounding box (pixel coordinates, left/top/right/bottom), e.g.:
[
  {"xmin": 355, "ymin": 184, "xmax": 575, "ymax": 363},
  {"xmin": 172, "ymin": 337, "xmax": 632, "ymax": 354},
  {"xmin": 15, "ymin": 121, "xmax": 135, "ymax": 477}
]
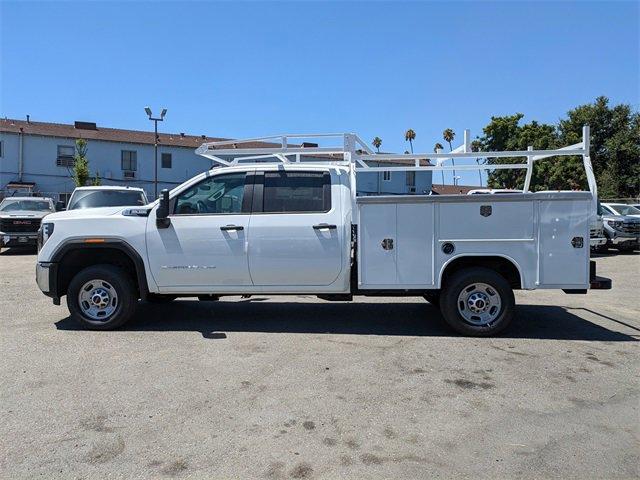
[
  {"xmin": 0, "ymin": 232, "xmax": 38, "ymax": 247},
  {"xmin": 609, "ymin": 234, "xmax": 639, "ymax": 247},
  {"xmin": 36, "ymin": 262, "xmax": 60, "ymax": 304}
]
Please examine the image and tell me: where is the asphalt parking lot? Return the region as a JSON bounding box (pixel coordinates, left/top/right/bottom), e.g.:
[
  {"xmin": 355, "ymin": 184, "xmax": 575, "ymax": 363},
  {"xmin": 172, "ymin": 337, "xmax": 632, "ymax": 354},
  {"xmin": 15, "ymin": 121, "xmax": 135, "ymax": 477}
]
[{"xmin": 0, "ymin": 249, "xmax": 638, "ymax": 479}]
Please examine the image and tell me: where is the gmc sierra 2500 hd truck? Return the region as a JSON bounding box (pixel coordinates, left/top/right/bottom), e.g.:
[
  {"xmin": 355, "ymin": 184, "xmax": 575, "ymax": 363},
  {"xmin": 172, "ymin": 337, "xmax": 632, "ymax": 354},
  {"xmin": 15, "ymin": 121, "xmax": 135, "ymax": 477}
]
[{"xmin": 35, "ymin": 129, "xmax": 611, "ymax": 336}]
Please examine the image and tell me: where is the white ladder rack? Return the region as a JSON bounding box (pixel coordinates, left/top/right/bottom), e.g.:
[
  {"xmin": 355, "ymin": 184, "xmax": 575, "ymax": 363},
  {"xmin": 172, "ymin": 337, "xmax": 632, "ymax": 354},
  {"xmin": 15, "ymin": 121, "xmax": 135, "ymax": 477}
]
[{"xmin": 196, "ymin": 127, "xmax": 597, "ymax": 208}]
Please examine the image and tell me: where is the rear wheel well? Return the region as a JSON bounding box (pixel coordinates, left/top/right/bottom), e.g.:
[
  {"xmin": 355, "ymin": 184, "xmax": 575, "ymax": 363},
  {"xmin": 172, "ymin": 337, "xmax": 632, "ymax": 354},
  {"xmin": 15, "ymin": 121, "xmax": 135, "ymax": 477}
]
[
  {"xmin": 441, "ymin": 256, "xmax": 522, "ymax": 289},
  {"xmin": 56, "ymin": 247, "xmax": 142, "ymax": 298}
]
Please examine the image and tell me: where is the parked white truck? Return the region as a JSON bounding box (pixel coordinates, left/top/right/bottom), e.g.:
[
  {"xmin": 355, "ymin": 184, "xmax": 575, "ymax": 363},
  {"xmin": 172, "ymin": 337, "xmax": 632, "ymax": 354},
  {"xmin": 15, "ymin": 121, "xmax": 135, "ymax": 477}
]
[{"xmin": 35, "ymin": 128, "xmax": 610, "ymax": 336}]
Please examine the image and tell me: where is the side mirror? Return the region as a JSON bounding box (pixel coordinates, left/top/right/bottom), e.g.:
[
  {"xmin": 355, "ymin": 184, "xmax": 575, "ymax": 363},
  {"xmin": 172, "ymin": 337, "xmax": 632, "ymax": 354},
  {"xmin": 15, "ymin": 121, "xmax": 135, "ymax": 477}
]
[
  {"xmin": 55, "ymin": 201, "xmax": 66, "ymax": 211},
  {"xmin": 156, "ymin": 189, "xmax": 171, "ymax": 229}
]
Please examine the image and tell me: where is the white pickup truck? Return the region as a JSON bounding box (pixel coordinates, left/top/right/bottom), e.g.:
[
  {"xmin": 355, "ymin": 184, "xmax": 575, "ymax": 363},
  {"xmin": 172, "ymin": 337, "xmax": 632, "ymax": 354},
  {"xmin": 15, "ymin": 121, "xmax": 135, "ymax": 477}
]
[{"xmin": 35, "ymin": 129, "xmax": 611, "ymax": 336}]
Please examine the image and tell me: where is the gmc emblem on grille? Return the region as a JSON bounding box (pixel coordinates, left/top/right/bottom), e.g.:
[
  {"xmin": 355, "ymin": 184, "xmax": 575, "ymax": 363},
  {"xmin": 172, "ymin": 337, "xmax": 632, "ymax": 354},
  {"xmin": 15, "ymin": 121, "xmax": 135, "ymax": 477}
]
[{"xmin": 13, "ymin": 220, "xmax": 31, "ymax": 225}]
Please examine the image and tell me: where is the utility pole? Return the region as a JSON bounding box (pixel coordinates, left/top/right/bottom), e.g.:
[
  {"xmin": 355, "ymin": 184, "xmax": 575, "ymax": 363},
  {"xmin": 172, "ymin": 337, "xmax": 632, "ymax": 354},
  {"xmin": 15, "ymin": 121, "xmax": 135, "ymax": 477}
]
[{"xmin": 144, "ymin": 107, "xmax": 167, "ymax": 198}]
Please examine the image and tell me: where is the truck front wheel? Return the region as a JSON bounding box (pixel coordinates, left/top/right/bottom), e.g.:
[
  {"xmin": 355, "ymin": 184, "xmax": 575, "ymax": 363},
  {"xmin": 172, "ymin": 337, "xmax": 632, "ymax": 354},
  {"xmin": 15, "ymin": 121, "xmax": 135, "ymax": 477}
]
[
  {"xmin": 67, "ymin": 264, "xmax": 137, "ymax": 330},
  {"xmin": 440, "ymin": 267, "xmax": 515, "ymax": 336}
]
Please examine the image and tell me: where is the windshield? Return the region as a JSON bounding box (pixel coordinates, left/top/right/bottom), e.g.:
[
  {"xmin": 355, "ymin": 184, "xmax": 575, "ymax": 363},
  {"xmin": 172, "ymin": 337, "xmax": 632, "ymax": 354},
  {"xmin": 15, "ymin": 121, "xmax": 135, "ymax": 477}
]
[
  {"xmin": 0, "ymin": 199, "xmax": 53, "ymax": 212},
  {"xmin": 608, "ymin": 204, "xmax": 640, "ymax": 216},
  {"xmin": 67, "ymin": 190, "xmax": 146, "ymax": 210}
]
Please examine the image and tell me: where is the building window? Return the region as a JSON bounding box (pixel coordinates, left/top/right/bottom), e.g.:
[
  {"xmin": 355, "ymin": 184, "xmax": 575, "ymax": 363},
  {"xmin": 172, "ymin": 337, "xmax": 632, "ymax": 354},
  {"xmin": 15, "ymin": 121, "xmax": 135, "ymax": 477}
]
[
  {"xmin": 56, "ymin": 145, "xmax": 75, "ymax": 167},
  {"xmin": 383, "ymin": 171, "xmax": 391, "ymax": 181},
  {"xmin": 406, "ymin": 171, "xmax": 416, "ymax": 187},
  {"xmin": 161, "ymin": 153, "xmax": 172, "ymax": 169},
  {"xmin": 121, "ymin": 150, "xmax": 137, "ymax": 171},
  {"xmin": 58, "ymin": 192, "xmax": 72, "ymax": 206}
]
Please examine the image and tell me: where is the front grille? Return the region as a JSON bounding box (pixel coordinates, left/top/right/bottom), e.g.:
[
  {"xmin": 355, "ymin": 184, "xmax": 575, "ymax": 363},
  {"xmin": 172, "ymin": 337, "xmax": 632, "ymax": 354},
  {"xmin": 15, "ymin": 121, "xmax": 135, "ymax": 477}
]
[
  {"xmin": 622, "ymin": 222, "xmax": 640, "ymax": 235},
  {"xmin": 590, "ymin": 228, "xmax": 603, "ymax": 237},
  {"xmin": 0, "ymin": 218, "xmax": 41, "ymax": 233}
]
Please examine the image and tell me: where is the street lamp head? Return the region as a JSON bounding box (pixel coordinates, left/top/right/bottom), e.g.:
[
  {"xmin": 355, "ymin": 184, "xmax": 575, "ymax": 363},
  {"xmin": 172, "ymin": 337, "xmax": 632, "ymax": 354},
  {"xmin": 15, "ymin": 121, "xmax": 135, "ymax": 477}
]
[
  {"xmin": 144, "ymin": 106, "xmax": 152, "ymax": 118},
  {"xmin": 160, "ymin": 108, "xmax": 167, "ymax": 119}
]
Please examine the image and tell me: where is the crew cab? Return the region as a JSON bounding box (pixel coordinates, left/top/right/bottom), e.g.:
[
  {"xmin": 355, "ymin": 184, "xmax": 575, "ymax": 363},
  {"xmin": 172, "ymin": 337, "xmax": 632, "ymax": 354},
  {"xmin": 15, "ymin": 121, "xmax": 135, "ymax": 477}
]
[{"xmin": 35, "ymin": 130, "xmax": 611, "ymax": 336}]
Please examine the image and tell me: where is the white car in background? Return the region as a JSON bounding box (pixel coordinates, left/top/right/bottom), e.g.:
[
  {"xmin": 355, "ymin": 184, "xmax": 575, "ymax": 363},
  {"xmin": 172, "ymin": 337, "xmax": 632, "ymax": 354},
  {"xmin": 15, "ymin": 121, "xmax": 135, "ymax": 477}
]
[
  {"xmin": 66, "ymin": 186, "xmax": 149, "ymax": 211},
  {"xmin": 602, "ymin": 203, "xmax": 640, "ymax": 218},
  {"xmin": 600, "ymin": 203, "xmax": 640, "ymax": 251}
]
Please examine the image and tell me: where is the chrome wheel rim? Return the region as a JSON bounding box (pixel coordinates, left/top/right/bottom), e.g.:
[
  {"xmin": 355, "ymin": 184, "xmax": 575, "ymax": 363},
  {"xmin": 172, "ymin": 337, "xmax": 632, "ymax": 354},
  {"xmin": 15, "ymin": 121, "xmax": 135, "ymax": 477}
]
[
  {"xmin": 78, "ymin": 279, "xmax": 118, "ymax": 321},
  {"xmin": 457, "ymin": 282, "xmax": 501, "ymax": 326}
]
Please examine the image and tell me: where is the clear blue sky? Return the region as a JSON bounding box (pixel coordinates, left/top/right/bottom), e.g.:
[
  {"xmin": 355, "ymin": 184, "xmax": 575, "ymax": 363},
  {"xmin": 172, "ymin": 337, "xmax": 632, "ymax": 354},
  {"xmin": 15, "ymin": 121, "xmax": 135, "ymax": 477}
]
[{"xmin": 1, "ymin": 1, "xmax": 638, "ymax": 185}]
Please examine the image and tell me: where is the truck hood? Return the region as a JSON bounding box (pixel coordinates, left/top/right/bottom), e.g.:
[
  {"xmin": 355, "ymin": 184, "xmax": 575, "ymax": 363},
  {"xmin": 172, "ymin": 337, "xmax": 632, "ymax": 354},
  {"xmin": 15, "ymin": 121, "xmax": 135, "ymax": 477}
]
[
  {"xmin": 45, "ymin": 206, "xmax": 127, "ymax": 221},
  {"xmin": 0, "ymin": 210, "xmax": 54, "ymax": 220},
  {"xmin": 603, "ymin": 214, "xmax": 640, "ymax": 223}
]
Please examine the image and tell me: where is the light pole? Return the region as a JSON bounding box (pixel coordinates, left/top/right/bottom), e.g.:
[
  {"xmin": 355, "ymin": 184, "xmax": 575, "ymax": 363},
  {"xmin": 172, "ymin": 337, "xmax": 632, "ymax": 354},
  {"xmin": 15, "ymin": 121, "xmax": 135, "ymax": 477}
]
[{"xmin": 144, "ymin": 106, "xmax": 167, "ymax": 199}]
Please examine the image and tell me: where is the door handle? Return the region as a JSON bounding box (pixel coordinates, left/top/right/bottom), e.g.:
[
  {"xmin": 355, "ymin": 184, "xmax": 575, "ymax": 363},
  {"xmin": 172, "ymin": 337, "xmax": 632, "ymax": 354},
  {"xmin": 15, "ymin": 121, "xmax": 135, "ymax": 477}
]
[
  {"xmin": 220, "ymin": 225, "xmax": 244, "ymax": 231},
  {"xmin": 313, "ymin": 223, "xmax": 337, "ymax": 230}
]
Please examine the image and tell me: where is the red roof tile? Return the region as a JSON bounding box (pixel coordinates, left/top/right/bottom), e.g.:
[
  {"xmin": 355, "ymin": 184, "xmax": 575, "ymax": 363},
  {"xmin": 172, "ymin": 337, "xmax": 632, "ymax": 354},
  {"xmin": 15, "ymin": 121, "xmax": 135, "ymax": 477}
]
[{"xmin": 0, "ymin": 118, "xmax": 275, "ymax": 149}]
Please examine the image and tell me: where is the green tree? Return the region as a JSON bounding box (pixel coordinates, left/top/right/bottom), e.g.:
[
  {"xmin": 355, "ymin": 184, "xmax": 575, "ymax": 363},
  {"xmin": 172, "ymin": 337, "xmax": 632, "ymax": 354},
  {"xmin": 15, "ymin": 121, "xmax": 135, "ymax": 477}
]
[
  {"xmin": 442, "ymin": 129, "xmax": 456, "ymax": 182},
  {"xmin": 372, "ymin": 136, "xmax": 382, "ymax": 153},
  {"xmin": 404, "ymin": 129, "xmax": 416, "ymax": 154},
  {"xmin": 476, "ymin": 114, "xmax": 558, "ymax": 190},
  {"xmin": 92, "ymin": 172, "xmax": 102, "ymax": 186},
  {"xmin": 72, "ymin": 139, "xmax": 90, "ymax": 187},
  {"xmin": 478, "ymin": 97, "xmax": 639, "ymax": 197},
  {"xmin": 471, "ymin": 139, "xmax": 484, "ymax": 186},
  {"xmin": 557, "ymin": 96, "xmax": 640, "ymax": 198}
]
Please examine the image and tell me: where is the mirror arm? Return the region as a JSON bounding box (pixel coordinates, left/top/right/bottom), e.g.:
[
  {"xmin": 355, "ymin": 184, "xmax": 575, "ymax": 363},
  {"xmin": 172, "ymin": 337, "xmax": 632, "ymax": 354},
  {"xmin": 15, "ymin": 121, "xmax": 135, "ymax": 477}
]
[{"xmin": 156, "ymin": 189, "xmax": 171, "ymax": 229}]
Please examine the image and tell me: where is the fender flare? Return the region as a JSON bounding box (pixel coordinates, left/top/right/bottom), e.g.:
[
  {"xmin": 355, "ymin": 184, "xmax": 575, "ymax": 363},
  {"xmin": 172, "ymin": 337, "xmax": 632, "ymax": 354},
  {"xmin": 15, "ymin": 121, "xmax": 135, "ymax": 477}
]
[
  {"xmin": 51, "ymin": 238, "xmax": 149, "ymax": 300},
  {"xmin": 437, "ymin": 253, "xmax": 524, "ymax": 289}
]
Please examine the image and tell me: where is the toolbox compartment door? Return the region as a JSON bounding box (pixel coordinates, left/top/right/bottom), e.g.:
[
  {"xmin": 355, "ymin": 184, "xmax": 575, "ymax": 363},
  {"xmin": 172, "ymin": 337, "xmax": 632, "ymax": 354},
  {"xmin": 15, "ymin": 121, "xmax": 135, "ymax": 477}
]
[
  {"xmin": 539, "ymin": 199, "xmax": 590, "ymax": 287},
  {"xmin": 358, "ymin": 202, "xmax": 434, "ymax": 288}
]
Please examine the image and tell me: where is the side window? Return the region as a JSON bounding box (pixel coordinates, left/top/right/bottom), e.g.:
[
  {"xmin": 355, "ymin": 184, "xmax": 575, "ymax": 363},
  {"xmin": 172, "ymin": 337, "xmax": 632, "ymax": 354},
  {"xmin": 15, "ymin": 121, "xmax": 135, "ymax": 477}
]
[
  {"xmin": 161, "ymin": 153, "xmax": 172, "ymax": 169},
  {"xmin": 263, "ymin": 171, "xmax": 330, "ymax": 213},
  {"xmin": 121, "ymin": 150, "xmax": 137, "ymax": 171},
  {"xmin": 174, "ymin": 173, "xmax": 246, "ymax": 215},
  {"xmin": 57, "ymin": 145, "xmax": 75, "ymax": 167},
  {"xmin": 406, "ymin": 171, "xmax": 415, "ymax": 186}
]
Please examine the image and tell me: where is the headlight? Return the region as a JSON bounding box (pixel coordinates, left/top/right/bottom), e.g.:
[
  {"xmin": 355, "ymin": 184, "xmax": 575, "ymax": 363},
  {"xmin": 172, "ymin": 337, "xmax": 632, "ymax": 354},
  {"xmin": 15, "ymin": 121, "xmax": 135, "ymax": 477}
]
[
  {"xmin": 37, "ymin": 222, "xmax": 55, "ymax": 251},
  {"xmin": 607, "ymin": 220, "xmax": 623, "ymax": 230}
]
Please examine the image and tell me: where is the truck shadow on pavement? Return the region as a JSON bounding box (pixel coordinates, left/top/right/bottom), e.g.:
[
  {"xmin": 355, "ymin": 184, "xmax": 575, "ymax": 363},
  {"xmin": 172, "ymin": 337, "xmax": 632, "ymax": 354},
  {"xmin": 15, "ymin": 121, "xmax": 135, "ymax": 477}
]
[{"xmin": 55, "ymin": 300, "xmax": 639, "ymax": 342}]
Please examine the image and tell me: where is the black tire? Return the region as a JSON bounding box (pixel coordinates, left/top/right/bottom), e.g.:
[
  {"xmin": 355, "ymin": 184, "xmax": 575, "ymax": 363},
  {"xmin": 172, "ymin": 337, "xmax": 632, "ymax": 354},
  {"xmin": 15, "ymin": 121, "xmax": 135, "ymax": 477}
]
[
  {"xmin": 423, "ymin": 292, "xmax": 440, "ymax": 307},
  {"xmin": 440, "ymin": 267, "xmax": 515, "ymax": 336},
  {"xmin": 67, "ymin": 264, "xmax": 137, "ymax": 330},
  {"xmin": 146, "ymin": 293, "xmax": 177, "ymax": 303}
]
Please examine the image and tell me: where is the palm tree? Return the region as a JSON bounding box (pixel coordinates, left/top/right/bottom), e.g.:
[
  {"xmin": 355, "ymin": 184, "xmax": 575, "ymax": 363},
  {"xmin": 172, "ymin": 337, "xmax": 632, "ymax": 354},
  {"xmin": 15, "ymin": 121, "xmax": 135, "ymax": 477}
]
[
  {"xmin": 434, "ymin": 142, "xmax": 445, "ymax": 185},
  {"xmin": 471, "ymin": 139, "xmax": 483, "ymax": 187},
  {"xmin": 405, "ymin": 129, "xmax": 416, "ymax": 154},
  {"xmin": 372, "ymin": 136, "xmax": 382, "ymax": 153},
  {"xmin": 443, "ymin": 128, "xmax": 456, "ymax": 183}
]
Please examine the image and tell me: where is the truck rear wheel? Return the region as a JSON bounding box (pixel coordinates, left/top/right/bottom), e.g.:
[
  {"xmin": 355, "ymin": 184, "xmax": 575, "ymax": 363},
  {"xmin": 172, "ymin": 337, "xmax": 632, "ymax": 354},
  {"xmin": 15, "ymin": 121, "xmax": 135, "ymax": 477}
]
[
  {"xmin": 440, "ymin": 267, "xmax": 514, "ymax": 336},
  {"xmin": 67, "ymin": 264, "xmax": 137, "ymax": 330}
]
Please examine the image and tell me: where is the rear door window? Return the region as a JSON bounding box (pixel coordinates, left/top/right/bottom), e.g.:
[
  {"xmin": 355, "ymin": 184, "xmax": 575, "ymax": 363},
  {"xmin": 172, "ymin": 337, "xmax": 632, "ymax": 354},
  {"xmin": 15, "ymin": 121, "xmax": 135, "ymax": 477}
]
[{"xmin": 262, "ymin": 171, "xmax": 331, "ymax": 213}]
